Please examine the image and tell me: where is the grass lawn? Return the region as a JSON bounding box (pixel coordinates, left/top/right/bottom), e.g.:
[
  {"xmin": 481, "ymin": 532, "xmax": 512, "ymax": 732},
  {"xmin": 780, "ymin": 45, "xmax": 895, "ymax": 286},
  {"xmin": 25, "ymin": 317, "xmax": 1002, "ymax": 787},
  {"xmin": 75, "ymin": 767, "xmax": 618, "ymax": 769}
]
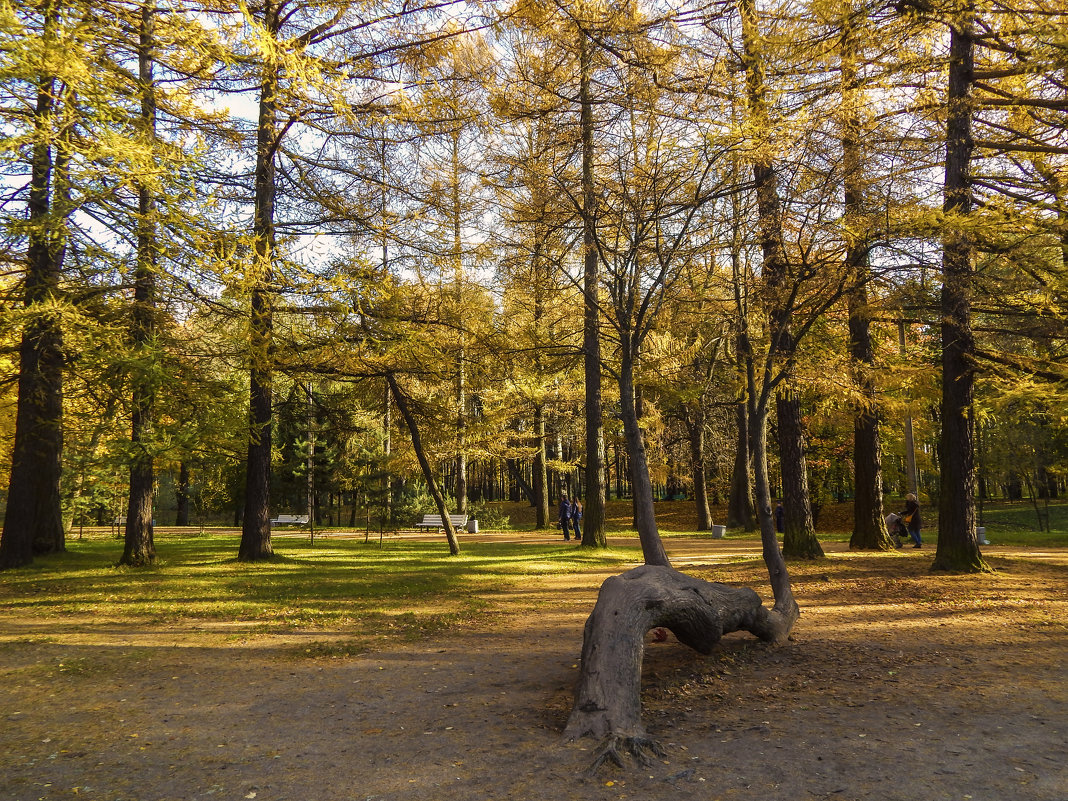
[
  {"xmin": 2, "ymin": 496, "xmax": 1062, "ymax": 642},
  {"xmin": 0, "ymin": 533, "xmax": 638, "ymax": 638}
]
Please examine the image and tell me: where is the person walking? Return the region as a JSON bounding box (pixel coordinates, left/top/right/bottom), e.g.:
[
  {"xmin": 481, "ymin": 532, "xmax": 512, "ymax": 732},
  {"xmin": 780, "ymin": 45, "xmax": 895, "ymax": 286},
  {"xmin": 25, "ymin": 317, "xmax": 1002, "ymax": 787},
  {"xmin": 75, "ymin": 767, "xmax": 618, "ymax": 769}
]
[
  {"xmin": 570, "ymin": 497, "xmax": 583, "ymax": 542},
  {"xmin": 900, "ymin": 493, "xmax": 923, "ymax": 548},
  {"xmin": 558, "ymin": 493, "xmax": 572, "ymax": 541}
]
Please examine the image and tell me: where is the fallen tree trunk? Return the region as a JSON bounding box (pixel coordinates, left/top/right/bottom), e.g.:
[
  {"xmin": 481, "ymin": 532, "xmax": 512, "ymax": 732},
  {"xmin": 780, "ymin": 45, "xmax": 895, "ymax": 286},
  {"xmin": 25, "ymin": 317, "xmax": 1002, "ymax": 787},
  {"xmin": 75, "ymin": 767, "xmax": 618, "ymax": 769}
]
[{"xmin": 563, "ymin": 564, "xmax": 798, "ymax": 769}]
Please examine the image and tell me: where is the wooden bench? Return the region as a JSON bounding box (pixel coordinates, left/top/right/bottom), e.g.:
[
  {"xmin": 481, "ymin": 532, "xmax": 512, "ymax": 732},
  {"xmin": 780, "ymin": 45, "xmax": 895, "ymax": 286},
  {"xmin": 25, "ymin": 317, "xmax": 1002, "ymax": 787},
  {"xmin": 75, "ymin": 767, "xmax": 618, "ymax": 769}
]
[
  {"xmin": 414, "ymin": 514, "xmax": 469, "ymax": 532},
  {"xmin": 270, "ymin": 513, "xmax": 310, "ymax": 527}
]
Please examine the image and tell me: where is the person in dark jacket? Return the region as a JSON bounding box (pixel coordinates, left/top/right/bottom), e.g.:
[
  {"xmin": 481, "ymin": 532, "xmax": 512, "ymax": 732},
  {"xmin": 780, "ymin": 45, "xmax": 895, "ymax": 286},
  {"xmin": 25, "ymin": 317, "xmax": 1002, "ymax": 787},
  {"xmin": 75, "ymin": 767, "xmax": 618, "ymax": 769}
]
[
  {"xmin": 570, "ymin": 497, "xmax": 583, "ymax": 542},
  {"xmin": 558, "ymin": 493, "xmax": 572, "ymax": 541},
  {"xmin": 900, "ymin": 493, "xmax": 922, "ymax": 548}
]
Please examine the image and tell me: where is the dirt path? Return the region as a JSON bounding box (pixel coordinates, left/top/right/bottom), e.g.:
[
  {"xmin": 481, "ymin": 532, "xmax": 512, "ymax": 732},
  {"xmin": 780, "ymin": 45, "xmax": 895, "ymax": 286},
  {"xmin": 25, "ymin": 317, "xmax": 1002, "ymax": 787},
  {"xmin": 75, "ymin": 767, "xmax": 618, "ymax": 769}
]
[{"xmin": 1, "ymin": 538, "xmax": 1066, "ymax": 801}]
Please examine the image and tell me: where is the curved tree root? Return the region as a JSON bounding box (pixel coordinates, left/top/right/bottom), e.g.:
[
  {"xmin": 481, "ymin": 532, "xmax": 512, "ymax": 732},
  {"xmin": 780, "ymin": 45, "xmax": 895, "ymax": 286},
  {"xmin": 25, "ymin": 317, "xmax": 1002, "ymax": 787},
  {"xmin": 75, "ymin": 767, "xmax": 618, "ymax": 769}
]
[{"xmin": 585, "ymin": 734, "xmax": 666, "ymax": 775}]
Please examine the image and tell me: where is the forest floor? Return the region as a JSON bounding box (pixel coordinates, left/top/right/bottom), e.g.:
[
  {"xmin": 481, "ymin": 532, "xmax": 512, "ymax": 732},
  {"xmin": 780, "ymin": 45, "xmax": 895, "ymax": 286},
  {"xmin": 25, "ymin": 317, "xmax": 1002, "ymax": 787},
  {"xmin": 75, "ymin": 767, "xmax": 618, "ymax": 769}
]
[{"xmin": 1, "ymin": 534, "xmax": 1066, "ymax": 801}]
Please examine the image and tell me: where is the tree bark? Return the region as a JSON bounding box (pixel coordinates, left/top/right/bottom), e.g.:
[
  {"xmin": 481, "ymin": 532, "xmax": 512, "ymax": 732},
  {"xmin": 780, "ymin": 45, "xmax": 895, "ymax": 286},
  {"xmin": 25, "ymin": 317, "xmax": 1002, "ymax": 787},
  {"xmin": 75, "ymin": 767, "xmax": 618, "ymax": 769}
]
[
  {"xmin": 737, "ymin": 0, "xmax": 820, "ymax": 559},
  {"xmin": 533, "ymin": 403, "xmax": 550, "ymax": 527},
  {"xmin": 776, "ymin": 392, "xmax": 824, "ymax": 559},
  {"xmin": 726, "ymin": 397, "xmax": 755, "ymax": 531},
  {"xmin": 687, "ymin": 406, "xmax": 713, "ymax": 531},
  {"xmin": 175, "ymin": 461, "xmax": 191, "ymax": 526},
  {"xmin": 451, "ymin": 128, "xmax": 468, "ymax": 517},
  {"xmin": 122, "ymin": 0, "xmax": 158, "ymax": 567},
  {"xmin": 578, "ymin": 30, "xmax": 607, "ymax": 548},
  {"xmin": 934, "ymin": 5, "xmax": 987, "ymax": 572},
  {"xmin": 841, "ymin": 1, "xmax": 891, "ymax": 551},
  {"xmin": 240, "ymin": 1, "xmax": 280, "ymax": 562},
  {"xmin": 618, "ymin": 348, "xmax": 670, "ymax": 567},
  {"xmin": 1, "ymin": 0, "xmax": 66, "ymax": 569},
  {"xmin": 387, "ymin": 374, "xmax": 460, "ymax": 555},
  {"xmin": 564, "ymin": 564, "xmax": 795, "ymax": 754}
]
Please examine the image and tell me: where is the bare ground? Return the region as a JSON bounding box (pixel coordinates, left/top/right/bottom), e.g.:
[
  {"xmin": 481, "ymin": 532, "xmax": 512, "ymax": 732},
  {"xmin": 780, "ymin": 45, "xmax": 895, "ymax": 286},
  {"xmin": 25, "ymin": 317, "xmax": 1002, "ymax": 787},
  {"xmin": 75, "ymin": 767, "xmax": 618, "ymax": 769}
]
[{"xmin": 1, "ymin": 536, "xmax": 1066, "ymax": 801}]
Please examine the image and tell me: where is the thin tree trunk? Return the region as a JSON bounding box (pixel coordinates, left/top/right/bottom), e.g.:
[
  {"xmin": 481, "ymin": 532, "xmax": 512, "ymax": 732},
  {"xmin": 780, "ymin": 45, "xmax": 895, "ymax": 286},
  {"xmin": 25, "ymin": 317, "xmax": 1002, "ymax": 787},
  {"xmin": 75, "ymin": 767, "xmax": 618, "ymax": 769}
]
[
  {"xmin": 748, "ymin": 388, "xmax": 797, "ymax": 620},
  {"xmin": 738, "ymin": 0, "xmax": 818, "ymax": 557},
  {"xmin": 240, "ymin": 2, "xmax": 279, "ymax": 562},
  {"xmin": 726, "ymin": 162, "xmax": 756, "ymax": 533},
  {"xmin": 619, "ymin": 342, "xmax": 670, "ymax": 567},
  {"xmin": 122, "ymin": 0, "xmax": 159, "ymax": 567},
  {"xmin": 898, "ymin": 321, "xmax": 920, "ymax": 497},
  {"xmin": 726, "ymin": 396, "xmax": 755, "ymax": 531},
  {"xmin": 579, "ymin": 30, "xmax": 606, "ymax": 548},
  {"xmin": 451, "ymin": 129, "xmax": 467, "ymax": 516},
  {"xmin": 175, "ymin": 461, "xmax": 190, "ymax": 526},
  {"xmin": 306, "ymin": 383, "xmax": 315, "ymax": 545},
  {"xmin": 387, "ymin": 374, "xmax": 460, "ymax": 555},
  {"xmin": 688, "ymin": 407, "xmax": 713, "ymax": 531},
  {"xmin": 532, "ymin": 248, "xmax": 550, "ymax": 527},
  {"xmin": 533, "ymin": 403, "xmax": 549, "ymax": 527},
  {"xmin": 934, "ymin": 4, "xmax": 987, "ymax": 572}
]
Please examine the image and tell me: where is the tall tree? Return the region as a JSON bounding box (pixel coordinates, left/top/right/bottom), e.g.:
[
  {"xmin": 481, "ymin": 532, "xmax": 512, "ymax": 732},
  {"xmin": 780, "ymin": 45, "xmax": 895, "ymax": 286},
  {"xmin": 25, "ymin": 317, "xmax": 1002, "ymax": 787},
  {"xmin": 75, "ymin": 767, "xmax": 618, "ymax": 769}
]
[
  {"xmin": 932, "ymin": 0, "xmax": 986, "ymax": 572},
  {"xmin": 239, "ymin": 0, "xmax": 281, "ymax": 562},
  {"xmin": 839, "ymin": 0, "xmax": 892, "ymax": 551},
  {"xmin": 736, "ymin": 0, "xmax": 823, "ymax": 559},
  {"xmin": 121, "ymin": 0, "xmax": 160, "ymax": 567},
  {"xmin": 1, "ymin": 0, "xmax": 68, "ymax": 568},
  {"xmin": 577, "ymin": 24, "xmax": 607, "ymax": 547}
]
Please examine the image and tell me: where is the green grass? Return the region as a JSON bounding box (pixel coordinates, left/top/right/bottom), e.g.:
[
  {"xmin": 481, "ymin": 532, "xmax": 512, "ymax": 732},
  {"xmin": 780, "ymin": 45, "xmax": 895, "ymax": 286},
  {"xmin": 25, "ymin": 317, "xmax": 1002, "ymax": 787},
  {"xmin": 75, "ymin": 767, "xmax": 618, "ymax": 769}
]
[
  {"xmin": 0, "ymin": 534, "xmax": 637, "ymax": 635},
  {"xmin": 977, "ymin": 499, "xmax": 1068, "ymax": 547}
]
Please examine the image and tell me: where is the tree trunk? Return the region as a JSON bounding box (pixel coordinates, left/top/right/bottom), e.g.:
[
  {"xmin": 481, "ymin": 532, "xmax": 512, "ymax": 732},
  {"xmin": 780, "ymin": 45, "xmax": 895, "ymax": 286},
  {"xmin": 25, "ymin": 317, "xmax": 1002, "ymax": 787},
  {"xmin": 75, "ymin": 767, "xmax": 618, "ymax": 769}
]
[
  {"xmin": 727, "ymin": 194, "xmax": 756, "ymax": 533},
  {"xmin": 846, "ymin": 274, "xmax": 890, "ymax": 549},
  {"xmin": 387, "ymin": 374, "xmax": 460, "ymax": 555},
  {"xmin": 565, "ymin": 368, "xmax": 799, "ymax": 762},
  {"xmin": 451, "ymin": 128, "xmax": 468, "ymax": 517},
  {"xmin": 175, "ymin": 461, "xmax": 190, "ymax": 526},
  {"xmin": 240, "ymin": 3, "xmax": 279, "ymax": 562},
  {"xmin": 841, "ymin": 2, "xmax": 891, "ymax": 551},
  {"xmin": 618, "ymin": 348, "xmax": 669, "ymax": 567},
  {"xmin": 122, "ymin": 0, "xmax": 158, "ymax": 567},
  {"xmin": 0, "ymin": 1, "xmax": 66, "ymax": 569},
  {"xmin": 934, "ymin": 5, "xmax": 987, "ymax": 573},
  {"xmin": 564, "ymin": 564, "xmax": 794, "ymax": 754},
  {"xmin": 726, "ymin": 398, "xmax": 755, "ymax": 531},
  {"xmin": 687, "ymin": 407, "xmax": 713, "ymax": 531},
  {"xmin": 748, "ymin": 391, "xmax": 798, "ymax": 620},
  {"xmin": 776, "ymin": 392, "xmax": 824, "ymax": 559},
  {"xmin": 506, "ymin": 458, "xmax": 537, "ymax": 506},
  {"xmin": 578, "ymin": 30, "xmax": 607, "ymax": 548},
  {"xmin": 533, "ymin": 403, "xmax": 550, "ymax": 527}
]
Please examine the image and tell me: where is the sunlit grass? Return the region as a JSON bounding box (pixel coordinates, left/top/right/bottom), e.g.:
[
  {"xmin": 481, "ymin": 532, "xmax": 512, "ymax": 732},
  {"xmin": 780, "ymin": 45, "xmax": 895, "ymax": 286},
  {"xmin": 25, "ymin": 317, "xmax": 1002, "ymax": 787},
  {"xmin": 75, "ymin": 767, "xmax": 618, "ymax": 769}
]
[{"xmin": 0, "ymin": 535, "xmax": 637, "ymax": 633}]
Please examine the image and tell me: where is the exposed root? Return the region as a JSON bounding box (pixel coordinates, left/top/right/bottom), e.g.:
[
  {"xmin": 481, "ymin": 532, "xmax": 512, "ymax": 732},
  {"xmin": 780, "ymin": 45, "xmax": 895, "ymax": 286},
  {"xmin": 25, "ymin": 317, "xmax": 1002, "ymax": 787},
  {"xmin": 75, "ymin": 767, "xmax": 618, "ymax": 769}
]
[{"xmin": 584, "ymin": 734, "xmax": 665, "ymax": 775}]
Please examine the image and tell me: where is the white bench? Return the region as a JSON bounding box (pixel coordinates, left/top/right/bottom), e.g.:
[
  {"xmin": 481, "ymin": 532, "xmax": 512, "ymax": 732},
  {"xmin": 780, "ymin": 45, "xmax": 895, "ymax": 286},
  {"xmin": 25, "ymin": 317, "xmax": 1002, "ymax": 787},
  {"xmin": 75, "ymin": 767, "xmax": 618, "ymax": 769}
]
[
  {"xmin": 414, "ymin": 514, "xmax": 469, "ymax": 532},
  {"xmin": 270, "ymin": 514, "xmax": 310, "ymax": 527}
]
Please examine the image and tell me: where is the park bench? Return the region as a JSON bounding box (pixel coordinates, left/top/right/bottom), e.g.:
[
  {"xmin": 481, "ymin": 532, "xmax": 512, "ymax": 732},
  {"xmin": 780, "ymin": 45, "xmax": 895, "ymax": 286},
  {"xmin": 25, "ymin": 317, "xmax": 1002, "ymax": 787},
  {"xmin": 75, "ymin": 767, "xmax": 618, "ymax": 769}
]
[
  {"xmin": 270, "ymin": 513, "xmax": 310, "ymax": 527},
  {"xmin": 111, "ymin": 517, "xmax": 156, "ymax": 527},
  {"xmin": 414, "ymin": 514, "xmax": 472, "ymax": 533}
]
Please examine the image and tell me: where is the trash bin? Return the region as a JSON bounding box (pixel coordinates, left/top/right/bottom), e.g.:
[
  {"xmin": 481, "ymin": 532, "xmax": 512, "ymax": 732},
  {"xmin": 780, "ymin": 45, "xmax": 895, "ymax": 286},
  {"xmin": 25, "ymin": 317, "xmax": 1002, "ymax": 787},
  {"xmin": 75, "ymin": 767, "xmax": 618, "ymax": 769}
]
[
  {"xmin": 467, "ymin": 519, "xmax": 479, "ymax": 534},
  {"xmin": 976, "ymin": 526, "xmax": 988, "ymax": 545},
  {"xmin": 711, "ymin": 524, "xmax": 725, "ymax": 539}
]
